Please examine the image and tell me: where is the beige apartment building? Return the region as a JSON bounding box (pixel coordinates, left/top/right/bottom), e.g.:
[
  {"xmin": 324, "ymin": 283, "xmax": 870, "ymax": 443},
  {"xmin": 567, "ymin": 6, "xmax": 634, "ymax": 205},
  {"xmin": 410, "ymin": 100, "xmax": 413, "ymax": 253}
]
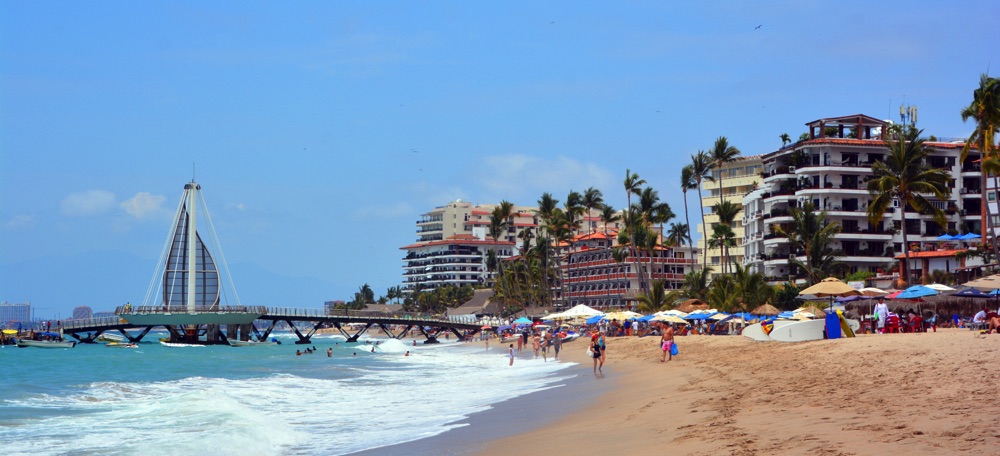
[{"xmin": 696, "ymin": 154, "xmax": 765, "ymax": 278}]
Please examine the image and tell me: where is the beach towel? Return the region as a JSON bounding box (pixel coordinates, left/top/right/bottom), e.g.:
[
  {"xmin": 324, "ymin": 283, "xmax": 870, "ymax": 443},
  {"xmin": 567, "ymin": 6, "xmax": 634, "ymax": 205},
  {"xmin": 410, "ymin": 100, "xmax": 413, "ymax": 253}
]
[{"xmin": 670, "ymin": 342, "xmax": 679, "ymax": 356}]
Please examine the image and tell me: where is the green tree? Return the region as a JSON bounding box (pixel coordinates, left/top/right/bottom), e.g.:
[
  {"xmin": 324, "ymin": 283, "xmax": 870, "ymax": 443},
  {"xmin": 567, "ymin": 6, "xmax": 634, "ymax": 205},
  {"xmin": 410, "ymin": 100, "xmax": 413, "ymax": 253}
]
[
  {"xmin": 867, "ymin": 127, "xmax": 950, "ymax": 286},
  {"xmin": 774, "ymin": 202, "xmax": 846, "ymax": 285},
  {"xmin": 682, "ymin": 267, "xmax": 712, "ymax": 302},
  {"xmin": 707, "ymin": 223, "xmax": 737, "ymax": 275},
  {"xmin": 960, "ymin": 74, "xmax": 1000, "ymax": 247},
  {"xmin": 666, "ymin": 223, "xmax": 689, "ymax": 247},
  {"xmin": 712, "ymin": 200, "xmax": 741, "ymax": 274},
  {"xmin": 636, "ymin": 279, "xmax": 678, "ymax": 313},
  {"xmin": 689, "ymin": 151, "xmax": 714, "ymax": 269},
  {"xmin": 623, "ymin": 169, "xmax": 647, "ymax": 296},
  {"xmin": 582, "ymin": 187, "xmax": 604, "ymax": 233},
  {"xmin": 707, "ymin": 274, "xmax": 739, "ymax": 312},
  {"xmin": 732, "ymin": 264, "xmax": 773, "ymax": 312},
  {"xmin": 773, "ymin": 282, "xmax": 801, "ymax": 311},
  {"xmin": 780, "ymin": 133, "xmax": 791, "ymax": 147},
  {"xmin": 680, "ymin": 165, "xmax": 698, "ymax": 248},
  {"xmin": 708, "ymin": 136, "xmax": 741, "ymax": 205}
]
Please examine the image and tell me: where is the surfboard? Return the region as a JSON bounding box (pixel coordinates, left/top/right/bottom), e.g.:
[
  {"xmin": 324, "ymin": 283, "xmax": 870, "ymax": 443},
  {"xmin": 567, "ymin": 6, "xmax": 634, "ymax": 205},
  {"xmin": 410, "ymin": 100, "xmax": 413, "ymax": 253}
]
[
  {"xmin": 741, "ymin": 322, "xmax": 773, "ymax": 341},
  {"xmin": 769, "ymin": 319, "xmax": 827, "ymax": 342},
  {"xmin": 837, "ymin": 310, "xmax": 856, "ymax": 338}
]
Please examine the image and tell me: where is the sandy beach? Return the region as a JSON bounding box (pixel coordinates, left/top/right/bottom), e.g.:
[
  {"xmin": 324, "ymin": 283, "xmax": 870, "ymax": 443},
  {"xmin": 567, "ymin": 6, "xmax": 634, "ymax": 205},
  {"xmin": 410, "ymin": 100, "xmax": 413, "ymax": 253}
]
[{"xmin": 478, "ymin": 329, "xmax": 1000, "ymax": 456}]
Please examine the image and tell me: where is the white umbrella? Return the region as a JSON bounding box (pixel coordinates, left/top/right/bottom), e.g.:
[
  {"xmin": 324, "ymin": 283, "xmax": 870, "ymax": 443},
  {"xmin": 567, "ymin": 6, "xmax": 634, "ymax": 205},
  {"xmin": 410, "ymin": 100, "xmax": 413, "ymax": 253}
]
[
  {"xmin": 652, "ymin": 315, "xmax": 689, "ymax": 325},
  {"xmin": 858, "ymin": 287, "xmax": 888, "ymax": 296},
  {"xmin": 925, "ymin": 283, "xmax": 955, "ymax": 292}
]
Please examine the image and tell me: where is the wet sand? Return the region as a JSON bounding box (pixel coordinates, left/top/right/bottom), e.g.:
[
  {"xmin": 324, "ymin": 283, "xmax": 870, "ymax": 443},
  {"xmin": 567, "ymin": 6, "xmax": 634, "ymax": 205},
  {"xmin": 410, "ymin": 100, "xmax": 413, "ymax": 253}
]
[{"xmin": 478, "ymin": 328, "xmax": 1000, "ymax": 455}]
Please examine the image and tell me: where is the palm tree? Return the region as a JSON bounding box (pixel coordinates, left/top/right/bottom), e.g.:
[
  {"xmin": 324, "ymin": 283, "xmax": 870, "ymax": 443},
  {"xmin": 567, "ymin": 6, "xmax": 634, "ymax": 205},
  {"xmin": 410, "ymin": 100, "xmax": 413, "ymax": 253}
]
[
  {"xmin": 732, "ymin": 263, "xmax": 773, "ymax": 313},
  {"xmin": 960, "ymin": 74, "xmax": 1000, "ymax": 247},
  {"xmin": 780, "ymin": 133, "xmax": 791, "ymax": 148},
  {"xmin": 666, "ymin": 223, "xmax": 689, "ymax": 247},
  {"xmin": 489, "ymin": 201, "xmax": 515, "ymax": 307},
  {"xmin": 708, "ymin": 136, "xmax": 741, "ymax": 205},
  {"xmin": 623, "ymin": 169, "xmax": 647, "ymax": 298},
  {"xmin": 867, "ymin": 127, "xmax": 950, "ymax": 286},
  {"xmin": 689, "ymin": 151, "xmax": 715, "ymax": 269},
  {"xmin": 712, "ymin": 200, "xmax": 741, "ymax": 274},
  {"xmin": 773, "ymin": 202, "xmax": 845, "ymax": 285},
  {"xmin": 599, "ymin": 204, "xmax": 621, "ymax": 245},
  {"xmin": 682, "ymin": 267, "xmax": 712, "ymax": 302},
  {"xmin": 707, "ymin": 274, "xmax": 739, "ymax": 312},
  {"xmin": 680, "ymin": 165, "xmax": 697, "ymax": 249},
  {"xmin": 544, "ymin": 208, "xmax": 574, "ymax": 308},
  {"xmin": 536, "ymin": 192, "xmax": 560, "ymax": 306},
  {"xmin": 636, "ymin": 279, "xmax": 678, "ymax": 313},
  {"xmin": 707, "ymin": 223, "xmax": 738, "ymax": 275},
  {"xmin": 582, "ymin": 187, "xmax": 604, "ymax": 233}
]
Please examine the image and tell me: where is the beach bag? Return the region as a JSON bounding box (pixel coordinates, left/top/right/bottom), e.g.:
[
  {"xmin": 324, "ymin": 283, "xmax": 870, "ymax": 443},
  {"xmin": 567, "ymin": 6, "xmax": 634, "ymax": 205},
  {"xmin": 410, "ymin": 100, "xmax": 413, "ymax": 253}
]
[
  {"xmin": 670, "ymin": 342, "xmax": 679, "ymax": 356},
  {"xmin": 586, "ymin": 348, "xmax": 593, "ymax": 357}
]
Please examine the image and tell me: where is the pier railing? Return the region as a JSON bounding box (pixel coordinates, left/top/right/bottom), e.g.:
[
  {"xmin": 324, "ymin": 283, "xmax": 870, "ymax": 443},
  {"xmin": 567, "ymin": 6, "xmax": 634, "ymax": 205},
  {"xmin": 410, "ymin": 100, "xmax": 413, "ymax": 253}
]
[
  {"xmin": 114, "ymin": 305, "xmax": 269, "ymax": 315},
  {"xmin": 265, "ymin": 307, "xmax": 455, "ymax": 323}
]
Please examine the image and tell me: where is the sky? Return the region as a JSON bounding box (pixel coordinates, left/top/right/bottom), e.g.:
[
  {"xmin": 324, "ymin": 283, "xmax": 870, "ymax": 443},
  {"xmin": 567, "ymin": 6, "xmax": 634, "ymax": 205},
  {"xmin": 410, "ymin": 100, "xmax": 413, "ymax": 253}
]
[{"xmin": 2, "ymin": 1, "xmax": 998, "ymax": 319}]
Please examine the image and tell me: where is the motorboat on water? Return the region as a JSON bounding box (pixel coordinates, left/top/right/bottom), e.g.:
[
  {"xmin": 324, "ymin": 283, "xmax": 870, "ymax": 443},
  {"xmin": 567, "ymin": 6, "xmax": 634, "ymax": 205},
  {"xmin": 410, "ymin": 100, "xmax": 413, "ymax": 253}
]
[
  {"xmin": 16, "ymin": 332, "xmax": 76, "ymax": 348},
  {"xmin": 104, "ymin": 341, "xmax": 138, "ymax": 348},
  {"xmin": 97, "ymin": 333, "xmax": 125, "ymax": 343},
  {"xmin": 229, "ymin": 339, "xmax": 279, "ymax": 347}
]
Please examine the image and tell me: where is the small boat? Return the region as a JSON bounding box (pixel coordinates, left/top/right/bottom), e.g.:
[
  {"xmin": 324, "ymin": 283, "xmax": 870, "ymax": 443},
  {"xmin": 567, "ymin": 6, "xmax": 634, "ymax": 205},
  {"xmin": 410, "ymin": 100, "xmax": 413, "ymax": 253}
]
[
  {"xmin": 97, "ymin": 333, "xmax": 125, "ymax": 343},
  {"xmin": 229, "ymin": 339, "xmax": 278, "ymax": 347},
  {"xmin": 105, "ymin": 342, "xmax": 138, "ymax": 348},
  {"xmin": 159, "ymin": 338, "xmax": 205, "ymax": 348},
  {"xmin": 16, "ymin": 332, "xmax": 76, "ymax": 348}
]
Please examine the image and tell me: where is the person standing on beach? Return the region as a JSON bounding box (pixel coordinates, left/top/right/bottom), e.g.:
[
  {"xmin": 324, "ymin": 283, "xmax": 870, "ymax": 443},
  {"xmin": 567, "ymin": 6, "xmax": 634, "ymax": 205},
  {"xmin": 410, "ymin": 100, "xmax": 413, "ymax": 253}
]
[
  {"xmin": 552, "ymin": 330, "xmax": 562, "ymax": 360},
  {"xmin": 598, "ymin": 332, "xmax": 607, "ymax": 366},
  {"xmin": 531, "ymin": 333, "xmax": 541, "ymax": 358},
  {"xmin": 508, "ymin": 344, "xmax": 515, "ymax": 366},
  {"xmin": 516, "ymin": 332, "xmax": 523, "ymax": 352},
  {"xmin": 540, "ymin": 331, "xmax": 549, "ymax": 362},
  {"xmin": 660, "ymin": 323, "xmax": 675, "ymax": 362},
  {"xmin": 874, "ymin": 298, "xmax": 889, "ymax": 333}
]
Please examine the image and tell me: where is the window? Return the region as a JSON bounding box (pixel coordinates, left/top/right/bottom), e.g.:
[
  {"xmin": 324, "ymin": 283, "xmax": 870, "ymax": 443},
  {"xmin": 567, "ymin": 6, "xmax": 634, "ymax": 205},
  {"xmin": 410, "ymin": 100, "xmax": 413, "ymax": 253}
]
[{"xmin": 989, "ymin": 192, "xmax": 996, "ymax": 202}]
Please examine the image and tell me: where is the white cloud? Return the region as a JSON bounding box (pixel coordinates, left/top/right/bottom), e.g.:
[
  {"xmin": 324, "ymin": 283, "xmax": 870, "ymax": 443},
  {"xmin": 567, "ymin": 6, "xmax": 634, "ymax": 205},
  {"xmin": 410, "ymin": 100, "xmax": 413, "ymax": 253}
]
[
  {"xmin": 232, "ymin": 203, "xmax": 247, "ymax": 211},
  {"xmin": 60, "ymin": 190, "xmax": 116, "ymax": 217},
  {"xmin": 5, "ymin": 214, "xmax": 36, "ymax": 229},
  {"xmin": 474, "ymin": 154, "xmax": 615, "ymax": 201},
  {"xmin": 120, "ymin": 192, "xmax": 167, "ymax": 219}
]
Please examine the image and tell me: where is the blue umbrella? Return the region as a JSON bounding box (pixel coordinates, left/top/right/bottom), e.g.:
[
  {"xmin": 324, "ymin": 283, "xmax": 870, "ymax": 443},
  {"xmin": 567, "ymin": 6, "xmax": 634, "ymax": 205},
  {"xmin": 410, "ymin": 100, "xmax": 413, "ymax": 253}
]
[
  {"xmin": 777, "ymin": 311, "xmax": 796, "ymax": 319},
  {"xmin": 990, "ymin": 289, "xmax": 1000, "ymax": 296},
  {"xmin": 512, "ymin": 317, "xmax": 532, "ymax": 324},
  {"xmin": 638, "ymin": 314, "xmax": 656, "ymax": 322},
  {"xmin": 936, "ymin": 234, "xmax": 957, "ymax": 241},
  {"xmin": 958, "ymin": 233, "xmax": 981, "ymax": 240},
  {"xmin": 585, "ymin": 314, "xmax": 605, "ymax": 325},
  {"xmin": 952, "ymin": 288, "xmax": 992, "ymax": 298},
  {"xmin": 895, "ymin": 285, "xmax": 939, "ymax": 300}
]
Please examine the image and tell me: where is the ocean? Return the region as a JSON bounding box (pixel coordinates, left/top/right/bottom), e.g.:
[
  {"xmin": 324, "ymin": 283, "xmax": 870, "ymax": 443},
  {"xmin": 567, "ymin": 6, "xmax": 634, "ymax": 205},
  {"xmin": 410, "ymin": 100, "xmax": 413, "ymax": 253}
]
[{"xmin": 0, "ymin": 333, "xmax": 578, "ymax": 455}]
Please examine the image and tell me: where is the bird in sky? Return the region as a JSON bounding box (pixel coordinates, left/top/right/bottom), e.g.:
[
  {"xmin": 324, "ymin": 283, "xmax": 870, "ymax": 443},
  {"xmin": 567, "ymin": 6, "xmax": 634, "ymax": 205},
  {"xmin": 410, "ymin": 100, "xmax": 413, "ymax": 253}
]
[{"xmin": 755, "ymin": 24, "xmax": 762, "ymax": 30}]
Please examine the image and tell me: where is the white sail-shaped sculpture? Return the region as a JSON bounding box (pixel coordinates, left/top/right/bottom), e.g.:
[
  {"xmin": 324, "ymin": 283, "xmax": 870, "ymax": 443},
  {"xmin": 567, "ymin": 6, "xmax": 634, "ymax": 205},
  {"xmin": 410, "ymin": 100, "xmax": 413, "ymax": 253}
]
[{"xmin": 119, "ymin": 180, "xmax": 262, "ymax": 327}]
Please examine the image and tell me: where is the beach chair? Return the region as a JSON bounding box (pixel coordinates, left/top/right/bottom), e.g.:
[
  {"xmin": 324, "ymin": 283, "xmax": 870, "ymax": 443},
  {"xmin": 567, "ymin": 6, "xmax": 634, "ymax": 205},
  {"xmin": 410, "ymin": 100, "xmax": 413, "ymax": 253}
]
[
  {"xmin": 885, "ymin": 315, "xmax": 902, "ymax": 334},
  {"xmin": 907, "ymin": 316, "xmax": 924, "ymax": 333},
  {"xmin": 923, "ymin": 315, "xmax": 938, "ymax": 332}
]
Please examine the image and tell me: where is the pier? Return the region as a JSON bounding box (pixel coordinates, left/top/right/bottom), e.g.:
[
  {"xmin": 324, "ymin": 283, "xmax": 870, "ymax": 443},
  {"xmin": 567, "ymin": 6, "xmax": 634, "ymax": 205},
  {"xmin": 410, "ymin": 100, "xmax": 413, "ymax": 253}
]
[{"xmin": 59, "ymin": 306, "xmax": 484, "ymax": 345}]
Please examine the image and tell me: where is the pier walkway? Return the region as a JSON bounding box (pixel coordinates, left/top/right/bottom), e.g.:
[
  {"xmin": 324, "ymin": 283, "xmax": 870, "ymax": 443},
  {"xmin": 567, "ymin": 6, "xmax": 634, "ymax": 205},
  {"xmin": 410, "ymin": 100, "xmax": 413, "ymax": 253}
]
[{"xmin": 58, "ymin": 307, "xmax": 485, "ymax": 345}]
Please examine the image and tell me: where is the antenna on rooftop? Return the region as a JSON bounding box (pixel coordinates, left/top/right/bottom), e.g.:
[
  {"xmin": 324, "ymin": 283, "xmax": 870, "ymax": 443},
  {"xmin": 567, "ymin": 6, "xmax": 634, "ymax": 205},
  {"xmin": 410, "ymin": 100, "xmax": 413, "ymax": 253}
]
[
  {"xmin": 900, "ymin": 104, "xmax": 918, "ymax": 126},
  {"xmin": 192, "ymin": 162, "xmax": 196, "ymax": 182}
]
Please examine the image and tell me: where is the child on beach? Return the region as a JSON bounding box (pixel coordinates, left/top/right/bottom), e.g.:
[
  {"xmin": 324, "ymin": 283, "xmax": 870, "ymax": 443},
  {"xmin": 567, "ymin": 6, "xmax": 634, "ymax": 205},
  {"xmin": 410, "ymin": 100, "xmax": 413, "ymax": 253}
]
[{"xmin": 508, "ymin": 344, "xmax": 515, "ymax": 366}]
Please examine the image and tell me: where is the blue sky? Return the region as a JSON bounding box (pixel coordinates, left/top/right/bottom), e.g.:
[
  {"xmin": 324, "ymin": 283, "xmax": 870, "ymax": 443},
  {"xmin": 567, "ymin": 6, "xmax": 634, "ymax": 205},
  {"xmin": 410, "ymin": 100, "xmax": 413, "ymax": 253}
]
[{"xmin": 2, "ymin": 1, "xmax": 997, "ymax": 319}]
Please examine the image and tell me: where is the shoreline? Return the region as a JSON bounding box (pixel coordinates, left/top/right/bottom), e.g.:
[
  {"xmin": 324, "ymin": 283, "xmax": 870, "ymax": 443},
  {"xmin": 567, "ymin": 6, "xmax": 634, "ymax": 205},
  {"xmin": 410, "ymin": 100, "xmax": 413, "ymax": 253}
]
[
  {"xmin": 477, "ymin": 329, "xmax": 1000, "ymax": 455},
  {"xmin": 349, "ymin": 337, "xmax": 604, "ymax": 456}
]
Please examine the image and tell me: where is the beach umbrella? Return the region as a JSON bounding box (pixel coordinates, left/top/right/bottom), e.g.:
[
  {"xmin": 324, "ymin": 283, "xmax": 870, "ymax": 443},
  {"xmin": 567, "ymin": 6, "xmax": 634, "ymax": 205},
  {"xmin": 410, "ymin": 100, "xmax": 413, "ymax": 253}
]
[
  {"xmin": 604, "ymin": 311, "xmax": 641, "ymax": 321},
  {"xmin": 673, "ymin": 299, "xmax": 709, "ymax": 313},
  {"xmin": 885, "ymin": 290, "xmax": 904, "ymax": 299},
  {"xmin": 958, "ymin": 232, "xmax": 980, "ymax": 240},
  {"xmin": 513, "ymin": 317, "xmax": 533, "ymax": 324},
  {"xmin": 990, "ymin": 289, "xmax": 1000, "ymax": 296},
  {"xmin": 836, "ymin": 295, "xmax": 862, "ymax": 303},
  {"xmin": 585, "ymin": 314, "xmax": 605, "ymax": 325},
  {"xmin": 797, "ymin": 306, "xmax": 827, "ymax": 318},
  {"xmin": 858, "ymin": 287, "xmax": 888, "ymax": 297},
  {"xmin": 925, "ymin": 283, "xmax": 955, "ymax": 292},
  {"xmin": 656, "ymin": 309, "xmax": 689, "ymax": 317},
  {"xmin": 951, "ymin": 287, "xmax": 992, "ymax": 298},
  {"xmin": 652, "ymin": 315, "xmax": 689, "ymax": 325},
  {"xmin": 752, "ymin": 304, "xmax": 781, "ymax": 316},
  {"xmin": 936, "ymin": 234, "xmax": 957, "ymax": 241},
  {"xmin": 963, "ymin": 273, "xmax": 1000, "ymax": 291},
  {"xmin": 799, "ymin": 277, "xmax": 862, "ymax": 298},
  {"xmin": 777, "ymin": 311, "xmax": 796, "ymax": 319},
  {"xmin": 709, "ymin": 313, "xmax": 730, "ymax": 321},
  {"xmin": 895, "ymin": 285, "xmax": 939, "ymax": 300},
  {"xmin": 638, "ymin": 314, "xmax": 657, "ymax": 322}
]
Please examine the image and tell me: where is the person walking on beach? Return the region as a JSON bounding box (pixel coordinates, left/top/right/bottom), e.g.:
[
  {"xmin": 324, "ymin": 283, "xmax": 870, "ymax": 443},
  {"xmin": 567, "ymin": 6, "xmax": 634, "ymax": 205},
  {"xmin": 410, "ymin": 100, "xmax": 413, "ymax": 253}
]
[
  {"xmin": 552, "ymin": 330, "xmax": 562, "ymax": 360},
  {"xmin": 591, "ymin": 336, "xmax": 603, "ymax": 374},
  {"xmin": 516, "ymin": 332, "xmax": 523, "ymax": 352},
  {"xmin": 874, "ymin": 298, "xmax": 889, "ymax": 333},
  {"xmin": 508, "ymin": 344, "xmax": 515, "ymax": 366},
  {"xmin": 531, "ymin": 333, "xmax": 541, "ymax": 358},
  {"xmin": 597, "ymin": 331, "xmax": 607, "ymax": 366},
  {"xmin": 540, "ymin": 331, "xmax": 550, "ymax": 362},
  {"xmin": 660, "ymin": 323, "xmax": 675, "ymax": 362}
]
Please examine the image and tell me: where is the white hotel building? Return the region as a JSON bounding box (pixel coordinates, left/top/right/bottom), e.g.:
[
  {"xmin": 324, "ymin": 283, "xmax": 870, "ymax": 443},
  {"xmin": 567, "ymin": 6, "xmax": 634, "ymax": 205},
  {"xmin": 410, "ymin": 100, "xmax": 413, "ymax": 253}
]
[{"xmin": 742, "ymin": 114, "xmax": 982, "ymax": 284}]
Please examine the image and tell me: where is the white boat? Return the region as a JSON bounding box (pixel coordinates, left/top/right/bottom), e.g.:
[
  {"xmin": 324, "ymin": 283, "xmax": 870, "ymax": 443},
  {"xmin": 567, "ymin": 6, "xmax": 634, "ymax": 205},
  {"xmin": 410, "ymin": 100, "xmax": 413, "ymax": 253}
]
[
  {"xmin": 97, "ymin": 333, "xmax": 125, "ymax": 343},
  {"xmin": 17, "ymin": 339, "xmax": 76, "ymax": 349},
  {"xmin": 229, "ymin": 340, "xmax": 278, "ymax": 347},
  {"xmin": 159, "ymin": 340, "xmax": 205, "ymax": 348},
  {"xmin": 104, "ymin": 342, "xmax": 138, "ymax": 348},
  {"xmin": 560, "ymin": 332, "xmax": 580, "ymax": 343}
]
